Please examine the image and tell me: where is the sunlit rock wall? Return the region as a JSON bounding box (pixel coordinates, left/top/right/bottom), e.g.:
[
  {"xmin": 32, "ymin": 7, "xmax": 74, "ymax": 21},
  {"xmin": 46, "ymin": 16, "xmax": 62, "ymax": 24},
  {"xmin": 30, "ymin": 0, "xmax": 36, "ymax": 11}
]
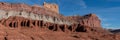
[{"xmin": 0, "ymin": 10, "xmax": 72, "ymax": 25}]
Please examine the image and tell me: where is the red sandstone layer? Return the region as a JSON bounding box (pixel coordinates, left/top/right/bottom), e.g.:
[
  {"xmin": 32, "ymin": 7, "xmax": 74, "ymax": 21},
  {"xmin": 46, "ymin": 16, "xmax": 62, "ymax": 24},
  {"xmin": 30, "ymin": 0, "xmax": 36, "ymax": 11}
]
[
  {"xmin": 0, "ymin": 2, "xmax": 118, "ymax": 40},
  {"xmin": 67, "ymin": 14, "xmax": 101, "ymax": 27},
  {"xmin": 0, "ymin": 2, "xmax": 62, "ymax": 18},
  {"xmin": 0, "ymin": 2, "xmax": 101, "ymax": 28}
]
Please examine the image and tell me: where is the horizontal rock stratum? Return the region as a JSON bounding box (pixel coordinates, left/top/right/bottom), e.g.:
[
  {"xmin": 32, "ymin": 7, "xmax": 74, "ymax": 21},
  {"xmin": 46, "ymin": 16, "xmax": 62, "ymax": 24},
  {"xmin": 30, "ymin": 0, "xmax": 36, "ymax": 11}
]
[
  {"xmin": 0, "ymin": 2, "xmax": 101, "ymax": 28},
  {"xmin": 0, "ymin": 2, "xmax": 119, "ymax": 40}
]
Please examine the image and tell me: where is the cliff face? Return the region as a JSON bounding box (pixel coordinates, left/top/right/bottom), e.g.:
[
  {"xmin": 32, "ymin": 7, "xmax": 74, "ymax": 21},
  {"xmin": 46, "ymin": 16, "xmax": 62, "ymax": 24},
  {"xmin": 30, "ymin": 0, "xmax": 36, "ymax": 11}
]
[
  {"xmin": 0, "ymin": 2, "xmax": 119, "ymax": 40},
  {"xmin": 0, "ymin": 2, "xmax": 101, "ymax": 28},
  {"xmin": 80, "ymin": 14, "xmax": 101, "ymax": 27},
  {"xmin": 0, "ymin": 2, "xmax": 59, "ymax": 17},
  {"xmin": 43, "ymin": 2, "xmax": 59, "ymax": 14},
  {"xmin": 0, "ymin": 2, "xmax": 73, "ymax": 25},
  {"xmin": 0, "ymin": 2, "xmax": 102, "ymax": 33},
  {"xmin": 0, "ymin": 10, "xmax": 72, "ymax": 25},
  {"xmin": 67, "ymin": 14, "xmax": 101, "ymax": 27}
]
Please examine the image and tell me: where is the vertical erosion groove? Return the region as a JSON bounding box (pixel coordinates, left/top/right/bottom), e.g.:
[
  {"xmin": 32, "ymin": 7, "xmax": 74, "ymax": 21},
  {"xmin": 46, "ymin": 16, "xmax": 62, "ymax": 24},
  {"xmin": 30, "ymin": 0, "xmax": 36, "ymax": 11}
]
[
  {"xmin": 4, "ymin": 37, "xmax": 7, "ymax": 40},
  {"xmin": 59, "ymin": 25, "xmax": 65, "ymax": 32},
  {"xmin": 27, "ymin": 20, "xmax": 30, "ymax": 27}
]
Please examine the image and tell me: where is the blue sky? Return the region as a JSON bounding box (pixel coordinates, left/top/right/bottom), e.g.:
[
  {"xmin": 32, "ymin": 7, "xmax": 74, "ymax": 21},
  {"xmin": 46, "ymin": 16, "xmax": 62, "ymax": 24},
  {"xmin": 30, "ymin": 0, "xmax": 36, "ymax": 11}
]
[{"xmin": 0, "ymin": 0, "xmax": 120, "ymax": 29}]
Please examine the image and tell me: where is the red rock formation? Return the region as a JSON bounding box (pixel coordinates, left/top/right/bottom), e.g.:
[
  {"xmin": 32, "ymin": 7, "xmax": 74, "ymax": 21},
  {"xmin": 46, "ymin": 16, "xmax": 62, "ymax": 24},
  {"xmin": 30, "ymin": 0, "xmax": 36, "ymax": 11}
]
[
  {"xmin": 43, "ymin": 2, "xmax": 59, "ymax": 14},
  {"xmin": 0, "ymin": 16, "xmax": 99, "ymax": 33},
  {"xmin": 80, "ymin": 14, "xmax": 101, "ymax": 27},
  {"xmin": 0, "ymin": 2, "xmax": 119, "ymax": 40},
  {"xmin": 0, "ymin": 4, "xmax": 102, "ymax": 32},
  {"xmin": 0, "ymin": 2, "xmax": 60, "ymax": 18},
  {"xmin": 67, "ymin": 14, "xmax": 101, "ymax": 28},
  {"xmin": 0, "ymin": 2, "xmax": 102, "ymax": 33}
]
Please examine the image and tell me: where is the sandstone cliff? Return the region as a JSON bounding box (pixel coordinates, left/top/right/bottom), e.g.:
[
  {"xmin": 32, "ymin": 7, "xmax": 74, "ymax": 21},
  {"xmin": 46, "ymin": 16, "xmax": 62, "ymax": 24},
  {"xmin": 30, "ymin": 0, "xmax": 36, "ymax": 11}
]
[
  {"xmin": 66, "ymin": 14, "xmax": 101, "ymax": 27},
  {"xmin": 0, "ymin": 2, "xmax": 119, "ymax": 40}
]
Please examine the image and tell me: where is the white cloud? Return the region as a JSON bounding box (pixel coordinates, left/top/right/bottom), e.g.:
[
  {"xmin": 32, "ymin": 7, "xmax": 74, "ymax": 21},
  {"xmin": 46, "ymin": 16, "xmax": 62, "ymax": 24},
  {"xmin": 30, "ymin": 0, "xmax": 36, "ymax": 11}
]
[
  {"xmin": 102, "ymin": 23, "xmax": 120, "ymax": 29},
  {"xmin": 58, "ymin": 0, "xmax": 87, "ymax": 9},
  {"xmin": 103, "ymin": 23, "xmax": 111, "ymax": 27},
  {"xmin": 102, "ymin": 23, "xmax": 113, "ymax": 29},
  {"xmin": 73, "ymin": 0, "xmax": 87, "ymax": 8},
  {"xmin": 79, "ymin": 0, "xmax": 87, "ymax": 8},
  {"xmin": 97, "ymin": 15, "xmax": 108, "ymax": 21}
]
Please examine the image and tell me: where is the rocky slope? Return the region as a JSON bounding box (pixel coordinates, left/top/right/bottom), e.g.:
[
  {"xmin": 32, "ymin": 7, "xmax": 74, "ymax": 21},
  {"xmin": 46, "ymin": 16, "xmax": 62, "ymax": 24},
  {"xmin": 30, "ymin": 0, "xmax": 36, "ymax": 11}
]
[
  {"xmin": 0, "ymin": 2, "xmax": 119, "ymax": 40},
  {"xmin": 0, "ymin": 22, "xmax": 120, "ymax": 40}
]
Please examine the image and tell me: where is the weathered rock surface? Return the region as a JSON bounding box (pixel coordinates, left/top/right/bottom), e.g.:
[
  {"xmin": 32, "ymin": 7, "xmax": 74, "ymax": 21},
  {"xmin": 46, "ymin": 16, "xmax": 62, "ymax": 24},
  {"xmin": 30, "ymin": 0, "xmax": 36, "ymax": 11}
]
[
  {"xmin": 43, "ymin": 2, "xmax": 59, "ymax": 14},
  {"xmin": 0, "ymin": 10, "xmax": 72, "ymax": 25},
  {"xmin": 0, "ymin": 2, "xmax": 119, "ymax": 40},
  {"xmin": 0, "ymin": 22, "xmax": 119, "ymax": 40},
  {"xmin": 67, "ymin": 14, "xmax": 101, "ymax": 27}
]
